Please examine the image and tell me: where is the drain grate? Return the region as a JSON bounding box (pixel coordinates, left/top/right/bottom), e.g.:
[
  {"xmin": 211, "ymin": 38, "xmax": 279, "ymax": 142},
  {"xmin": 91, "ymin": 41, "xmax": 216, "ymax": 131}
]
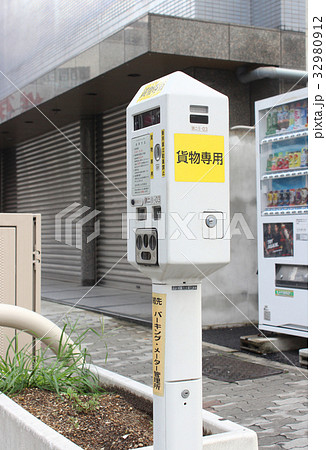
[{"xmin": 202, "ymin": 354, "xmax": 283, "ymax": 382}]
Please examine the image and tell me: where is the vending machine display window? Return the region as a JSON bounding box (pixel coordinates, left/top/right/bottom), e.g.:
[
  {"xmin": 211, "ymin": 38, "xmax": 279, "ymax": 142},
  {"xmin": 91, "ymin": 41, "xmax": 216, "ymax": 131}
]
[{"xmin": 258, "ymin": 97, "xmax": 308, "ymax": 217}]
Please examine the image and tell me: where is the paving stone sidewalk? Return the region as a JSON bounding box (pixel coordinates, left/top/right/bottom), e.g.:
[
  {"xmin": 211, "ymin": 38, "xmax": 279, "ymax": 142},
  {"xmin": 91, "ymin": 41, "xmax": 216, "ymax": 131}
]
[{"xmin": 42, "ymin": 300, "xmax": 308, "ymax": 450}]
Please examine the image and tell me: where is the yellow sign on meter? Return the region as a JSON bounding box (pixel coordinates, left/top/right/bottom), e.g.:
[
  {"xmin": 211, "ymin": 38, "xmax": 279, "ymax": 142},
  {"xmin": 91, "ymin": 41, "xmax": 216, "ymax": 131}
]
[
  {"xmin": 152, "ymin": 292, "xmax": 166, "ymax": 396},
  {"xmin": 174, "ymin": 134, "xmax": 225, "ymax": 183},
  {"xmin": 137, "ymin": 78, "xmax": 167, "ymax": 103}
]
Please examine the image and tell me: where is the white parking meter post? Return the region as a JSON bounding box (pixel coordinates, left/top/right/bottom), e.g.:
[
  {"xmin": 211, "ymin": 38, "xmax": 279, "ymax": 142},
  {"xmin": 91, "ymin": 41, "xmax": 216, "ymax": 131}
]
[
  {"xmin": 152, "ymin": 283, "xmax": 202, "ymax": 450},
  {"xmin": 127, "ymin": 71, "xmax": 230, "ymax": 449}
]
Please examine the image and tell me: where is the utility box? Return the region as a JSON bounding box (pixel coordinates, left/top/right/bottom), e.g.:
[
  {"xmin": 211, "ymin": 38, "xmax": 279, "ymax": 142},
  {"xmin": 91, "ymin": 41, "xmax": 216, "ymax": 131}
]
[{"xmin": 0, "ymin": 214, "xmax": 41, "ymax": 358}]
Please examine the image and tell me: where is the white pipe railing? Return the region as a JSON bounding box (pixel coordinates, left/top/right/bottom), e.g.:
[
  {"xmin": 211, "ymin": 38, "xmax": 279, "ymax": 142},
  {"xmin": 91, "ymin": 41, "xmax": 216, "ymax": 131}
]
[{"xmin": 0, "ymin": 304, "xmax": 80, "ymax": 356}]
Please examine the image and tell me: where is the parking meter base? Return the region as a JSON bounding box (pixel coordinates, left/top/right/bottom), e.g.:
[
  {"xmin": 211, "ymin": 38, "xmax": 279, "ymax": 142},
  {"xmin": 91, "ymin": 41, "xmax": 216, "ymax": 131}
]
[
  {"xmin": 152, "ymin": 282, "xmax": 203, "ymax": 449},
  {"xmin": 154, "ymin": 379, "xmax": 202, "ymax": 450}
]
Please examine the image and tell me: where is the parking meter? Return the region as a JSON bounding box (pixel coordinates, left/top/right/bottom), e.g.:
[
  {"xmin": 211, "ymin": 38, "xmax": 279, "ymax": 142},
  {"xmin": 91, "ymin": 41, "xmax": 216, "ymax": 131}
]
[{"xmin": 127, "ymin": 71, "xmax": 230, "ymax": 449}]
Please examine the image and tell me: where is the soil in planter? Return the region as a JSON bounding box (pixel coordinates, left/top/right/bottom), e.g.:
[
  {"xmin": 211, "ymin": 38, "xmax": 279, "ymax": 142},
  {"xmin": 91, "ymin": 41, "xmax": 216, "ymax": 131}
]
[{"xmin": 11, "ymin": 388, "xmax": 153, "ymax": 449}]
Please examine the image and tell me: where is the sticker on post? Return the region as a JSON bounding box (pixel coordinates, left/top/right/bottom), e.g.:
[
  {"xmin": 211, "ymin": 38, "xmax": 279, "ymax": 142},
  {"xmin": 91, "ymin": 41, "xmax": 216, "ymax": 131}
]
[
  {"xmin": 152, "ymin": 292, "xmax": 166, "ymax": 396},
  {"xmin": 132, "ymin": 135, "xmax": 151, "ymax": 196},
  {"xmin": 137, "ymin": 78, "xmax": 167, "ymax": 102},
  {"xmin": 174, "ymin": 134, "xmax": 225, "ymax": 182}
]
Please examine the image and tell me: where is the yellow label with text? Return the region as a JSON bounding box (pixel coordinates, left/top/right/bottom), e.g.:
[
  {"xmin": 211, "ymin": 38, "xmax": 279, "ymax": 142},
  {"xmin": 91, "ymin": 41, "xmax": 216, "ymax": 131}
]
[
  {"xmin": 152, "ymin": 293, "xmax": 166, "ymax": 396},
  {"xmin": 150, "ymin": 133, "xmax": 154, "ymax": 179},
  {"xmin": 161, "ymin": 129, "xmax": 165, "ymax": 177},
  {"xmin": 174, "ymin": 134, "xmax": 225, "ymax": 182},
  {"xmin": 137, "ymin": 78, "xmax": 167, "ymax": 102}
]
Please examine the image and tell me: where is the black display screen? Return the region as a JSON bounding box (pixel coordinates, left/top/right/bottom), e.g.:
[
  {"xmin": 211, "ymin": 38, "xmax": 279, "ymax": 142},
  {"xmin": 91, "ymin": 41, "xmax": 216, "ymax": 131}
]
[
  {"xmin": 190, "ymin": 114, "xmax": 209, "ymax": 124},
  {"xmin": 134, "ymin": 107, "xmax": 160, "ymax": 130}
]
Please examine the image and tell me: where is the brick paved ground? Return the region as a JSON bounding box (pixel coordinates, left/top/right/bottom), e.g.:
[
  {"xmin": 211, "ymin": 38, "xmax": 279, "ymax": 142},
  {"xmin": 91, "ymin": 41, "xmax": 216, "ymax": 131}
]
[{"xmin": 42, "ymin": 300, "xmax": 308, "ymax": 449}]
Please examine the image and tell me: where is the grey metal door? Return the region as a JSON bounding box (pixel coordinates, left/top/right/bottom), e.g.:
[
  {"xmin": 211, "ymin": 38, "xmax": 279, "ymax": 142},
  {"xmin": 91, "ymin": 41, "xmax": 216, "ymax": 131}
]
[{"xmin": 12, "ymin": 123, "xmax": 82, "ymax": 281}]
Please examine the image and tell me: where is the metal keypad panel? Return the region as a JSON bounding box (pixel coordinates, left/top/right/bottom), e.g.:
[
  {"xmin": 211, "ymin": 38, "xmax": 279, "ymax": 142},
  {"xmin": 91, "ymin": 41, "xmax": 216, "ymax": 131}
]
[{"xmin": 135, "ymin": 228, "xmax": 158, "ymax": 265}]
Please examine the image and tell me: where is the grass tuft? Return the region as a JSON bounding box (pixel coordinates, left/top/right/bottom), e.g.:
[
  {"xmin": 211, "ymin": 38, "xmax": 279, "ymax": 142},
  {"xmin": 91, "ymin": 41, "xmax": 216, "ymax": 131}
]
[{"xmin": 0, "ymin": 320, "xmax": 106, "ymax": 398}]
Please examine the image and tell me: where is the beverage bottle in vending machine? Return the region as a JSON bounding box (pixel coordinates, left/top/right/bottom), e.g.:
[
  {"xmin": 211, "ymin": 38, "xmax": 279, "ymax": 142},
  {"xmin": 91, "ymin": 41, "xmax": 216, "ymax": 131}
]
[
  {"xmin": 266, "ymin": 154, "xmax": 273, "ymax": 171},
  {"xmin": 290, "ymin": 189, "xmax": 296, "ymax": 206},
  {"xmin": 300, "ymin": 147, "xmax": 308, "ymax": 167},
  {"xmin": 295, "ymin": 189, "xmax": 302, "ymax": 205},
  {"xmin": 284, "ymin": 190, "xmax": 290, "ymax": 206},
  {"xmin": 277, "ymin": 152, "xmax": 285, "ymax": 170},
  {"xmin": 294, "ymin": 149, "xmax": 301, "ymax": 167},
  {"xmin": 284, "ymin": 152, "xmax": 290, "ymax": 170},
  {"xmin": 289, "ymin": 103, "xmax": 295, "ymax": 130},
  {"xmin": 283, "ymin": 105, "xmax": 289, "ymax": 129},
  {"xmin": 277, "ymin": 107, "xmax": 283, "ymax": 130},
  {"xmin": 301, "ymin": 187, "xmax": 308, "ymax": 205},
  {"xmin": 301, "ymin": 100, "xmax": 308, "ymax": 128},
  {"xmin": 266, "ymin": 112, "xmax": 273, "ymax": 135},
  {"xmin": 294, "ymin": 103, "xmax": 301, "ymax": 129},
  {"xmin": 273, "ymin": 191, "xmax": 279, "ymax": 207},
  {"xmin": 288, "ymin": 152, "xmax": 295, "ymax": 169},
  {"xmin": 272, "ymin": 109, "xmax": 278, "ymax": 133}
]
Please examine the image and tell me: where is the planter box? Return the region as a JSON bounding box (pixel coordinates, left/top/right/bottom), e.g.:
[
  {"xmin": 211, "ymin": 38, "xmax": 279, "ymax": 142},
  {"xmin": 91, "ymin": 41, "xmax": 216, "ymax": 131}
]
[{"xmin": 0, "ymin": 364, "xmax": 258, "ymax": 450}]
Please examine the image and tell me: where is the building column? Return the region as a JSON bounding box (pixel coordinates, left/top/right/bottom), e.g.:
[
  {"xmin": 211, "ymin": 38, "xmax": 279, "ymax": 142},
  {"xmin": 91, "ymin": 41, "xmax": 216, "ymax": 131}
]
[{"xmin": 80, "ymin": 116, "xmax": 96, "ymax": 286}]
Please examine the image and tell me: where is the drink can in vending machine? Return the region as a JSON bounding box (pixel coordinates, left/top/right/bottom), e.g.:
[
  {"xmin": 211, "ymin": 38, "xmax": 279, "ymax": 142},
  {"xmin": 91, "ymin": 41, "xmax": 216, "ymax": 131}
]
[
  {"xmin": 278, "ymin": 190, "xmax": 284, "ymax": 206},
  {"xmin": 289, "ymin": 189, "xmax": 296, "ymax": 206},
  {"xmin": 267, "ymin": 191, "xmax": 273, "ymax": 207}
]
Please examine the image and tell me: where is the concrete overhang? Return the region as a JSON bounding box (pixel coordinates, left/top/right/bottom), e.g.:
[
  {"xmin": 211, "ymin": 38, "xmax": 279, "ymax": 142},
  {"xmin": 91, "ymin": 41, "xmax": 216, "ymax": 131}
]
[{"xmin": 0, "ymin": 14, "xmax": 306, "ymax": 149}]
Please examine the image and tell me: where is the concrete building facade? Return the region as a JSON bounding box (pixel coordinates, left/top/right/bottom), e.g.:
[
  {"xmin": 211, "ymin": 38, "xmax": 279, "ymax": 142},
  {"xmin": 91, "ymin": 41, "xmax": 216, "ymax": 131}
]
[{"xmin": 0, "ymin": 1, "xmax": 307, "ymax": 326}]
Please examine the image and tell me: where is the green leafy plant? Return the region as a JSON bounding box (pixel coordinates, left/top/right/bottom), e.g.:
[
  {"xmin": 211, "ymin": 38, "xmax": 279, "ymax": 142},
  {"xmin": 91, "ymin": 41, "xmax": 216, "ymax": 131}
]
[
  {"xmin": 65, "ymin": 386, "xmax": 100, "ymax": 412},
  {"xmin": 0, "ymin": 320, "xmax": 106, "ymax": 397}
]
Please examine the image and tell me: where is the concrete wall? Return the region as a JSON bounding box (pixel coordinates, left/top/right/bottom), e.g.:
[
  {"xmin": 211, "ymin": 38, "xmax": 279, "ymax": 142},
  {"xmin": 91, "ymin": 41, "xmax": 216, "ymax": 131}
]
[{"xmin": 202, "ymin": 129, "xmax": 257, "ymax": 327}]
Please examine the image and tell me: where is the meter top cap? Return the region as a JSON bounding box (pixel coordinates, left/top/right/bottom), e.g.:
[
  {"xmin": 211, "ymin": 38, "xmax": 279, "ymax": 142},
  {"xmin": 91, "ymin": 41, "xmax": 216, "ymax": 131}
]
[{"xmin": 127, "ymin": 71, "xmax": 230, "ymax": 284}]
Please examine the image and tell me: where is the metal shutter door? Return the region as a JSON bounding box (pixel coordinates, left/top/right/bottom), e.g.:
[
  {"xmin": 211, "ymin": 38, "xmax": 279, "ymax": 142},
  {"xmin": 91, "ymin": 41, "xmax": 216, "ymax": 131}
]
[
  {"xmin": 15, "ymin": 123, "xmax": 82, "ymax": 281},
  {"xmin": 1, "ymin": 147, "xmax": 17, "ymax": 213},
  {"xmin": 96, "ymin": 105, "xmax": 151, "ymax": 292}
]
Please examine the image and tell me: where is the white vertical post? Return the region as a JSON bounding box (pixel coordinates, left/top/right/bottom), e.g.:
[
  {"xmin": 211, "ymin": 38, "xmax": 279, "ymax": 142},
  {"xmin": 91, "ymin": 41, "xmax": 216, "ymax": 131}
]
[{"xmin": 152, "ymin": 283, "xmax": 202, "ymax": 450}]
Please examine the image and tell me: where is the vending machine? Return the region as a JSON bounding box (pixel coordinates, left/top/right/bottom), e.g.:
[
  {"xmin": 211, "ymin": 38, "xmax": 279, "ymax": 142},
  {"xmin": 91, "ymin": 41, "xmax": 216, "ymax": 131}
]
[{"xmin": 255, "ymin": 88, "xmax": 308, "ymax": 338}]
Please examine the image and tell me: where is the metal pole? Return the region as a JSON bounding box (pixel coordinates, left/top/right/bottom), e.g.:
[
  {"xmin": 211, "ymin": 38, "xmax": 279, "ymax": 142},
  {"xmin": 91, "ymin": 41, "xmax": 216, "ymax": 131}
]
[{"xmin": 152, "ymin": 283, "xmax": 203, "ymax": 450}]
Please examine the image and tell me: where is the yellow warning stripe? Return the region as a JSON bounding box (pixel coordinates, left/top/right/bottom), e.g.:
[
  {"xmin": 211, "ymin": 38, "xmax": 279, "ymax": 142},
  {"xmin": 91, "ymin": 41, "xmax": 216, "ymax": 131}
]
[
  {"xmin": 150, "ymin": 133, "xmax": 154, "ymax": 179},
  {"xmin": 161, "ymin": 129, "xmax": 165, "ymax": 177}
]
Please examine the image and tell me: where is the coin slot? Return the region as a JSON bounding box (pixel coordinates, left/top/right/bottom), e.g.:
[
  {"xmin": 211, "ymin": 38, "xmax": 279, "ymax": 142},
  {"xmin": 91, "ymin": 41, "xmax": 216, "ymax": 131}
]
[{"xmin": 143, "ymin": 234, "xmax": 149, "ymax": 248}]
